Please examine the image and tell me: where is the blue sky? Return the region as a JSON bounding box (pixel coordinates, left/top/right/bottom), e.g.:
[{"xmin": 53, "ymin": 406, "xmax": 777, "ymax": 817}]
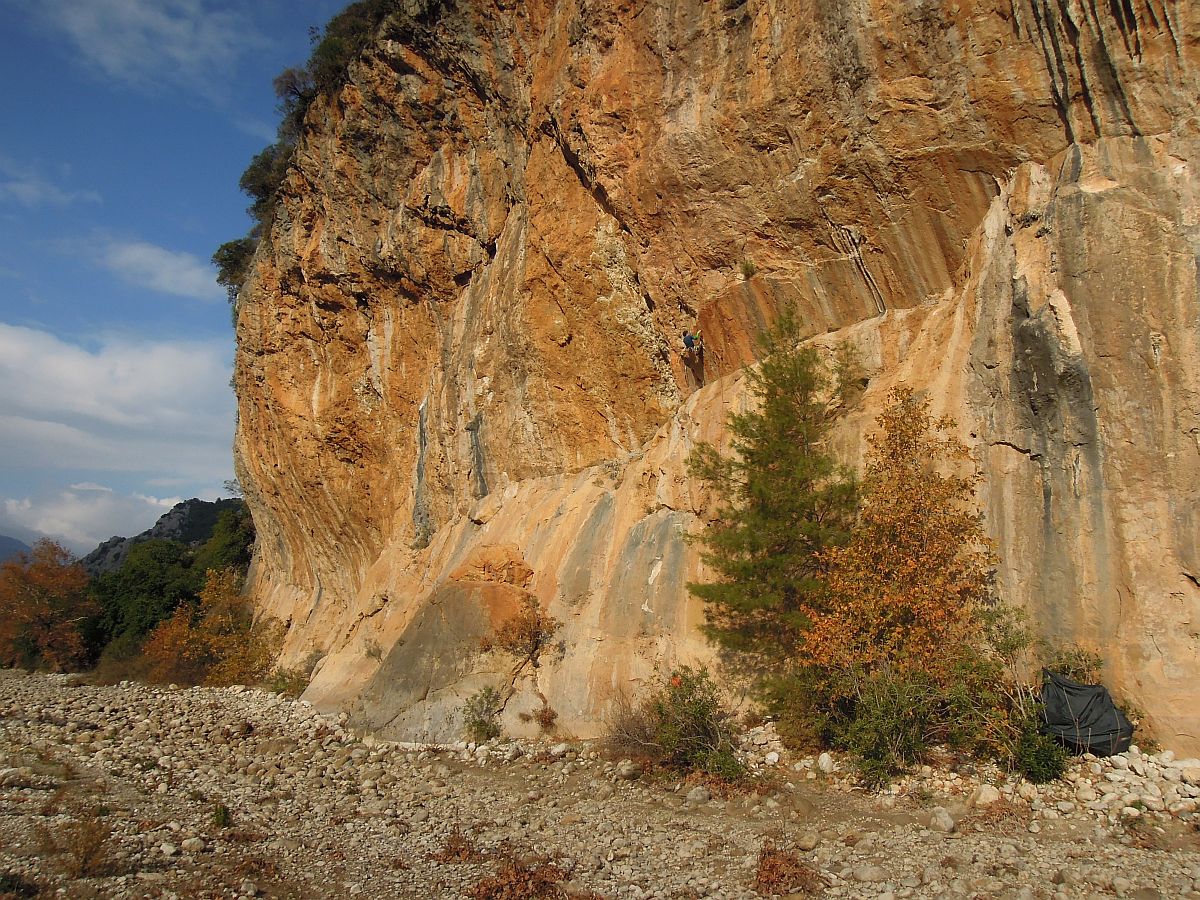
[{"xmin": 0, "ymin": 0, "xmax": 347, "ymax": 552}]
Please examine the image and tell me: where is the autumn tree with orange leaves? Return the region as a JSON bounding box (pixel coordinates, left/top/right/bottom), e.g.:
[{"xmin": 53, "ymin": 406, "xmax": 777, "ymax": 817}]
[
  {"xmin": 142, "ymin": 567, "xmax": 282, "ymax": 686},
  {"xmin": 785, "ymin": 387, "xmax": 1036, "ymax": 781},
  {"xmin": 802, "ymin": 386, "xmax": 994, "ymax": 680},
  {"xmin": 0, "ymin": 540, "xmax": 98, "ymax": 671}
]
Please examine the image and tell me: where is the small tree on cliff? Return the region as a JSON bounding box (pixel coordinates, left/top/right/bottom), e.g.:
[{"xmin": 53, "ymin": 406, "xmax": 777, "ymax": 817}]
[{"xmin": 686, "ymin": 309, "xmax": 857, "ymax": 660}]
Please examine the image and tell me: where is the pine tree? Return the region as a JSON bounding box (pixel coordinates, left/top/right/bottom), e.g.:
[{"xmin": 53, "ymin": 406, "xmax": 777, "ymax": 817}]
[{"xmin": 687, "ymin": 310, "xmax": 857, "ymax": 659}]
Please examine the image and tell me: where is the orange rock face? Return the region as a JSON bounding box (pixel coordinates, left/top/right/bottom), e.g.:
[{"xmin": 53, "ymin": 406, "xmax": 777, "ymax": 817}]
[{"xmin": 234, "ymin": 1, "xmax": 1200, "ymax": 748}]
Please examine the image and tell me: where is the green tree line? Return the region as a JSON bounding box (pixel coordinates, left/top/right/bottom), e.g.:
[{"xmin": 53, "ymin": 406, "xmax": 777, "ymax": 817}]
[{"xmin": 0, "ymin": 502, "xmax": 257, "ymax": 681}]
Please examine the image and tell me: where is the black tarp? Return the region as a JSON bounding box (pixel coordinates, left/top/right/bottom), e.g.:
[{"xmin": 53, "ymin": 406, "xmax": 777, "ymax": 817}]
[{"xmin": 1039, "ymin": 669, "xmax": 1134, "ymax": 756}]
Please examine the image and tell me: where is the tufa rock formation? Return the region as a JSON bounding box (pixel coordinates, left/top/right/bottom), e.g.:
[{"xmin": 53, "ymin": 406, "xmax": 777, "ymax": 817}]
[{"xmin": 233, "ymin": 0, "xmax": 1200, "ymax": 750}]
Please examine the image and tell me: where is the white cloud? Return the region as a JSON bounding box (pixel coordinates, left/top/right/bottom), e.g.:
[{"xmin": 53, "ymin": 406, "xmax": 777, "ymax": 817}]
[
  {"xmin": 0, "ymin": 323, "xmax": 233, "ymax": 432},
  {"xmin": 100, "ymin": 239, "xmax": 224, "ymax": 301},
  {"xmin": 0, "ymin": 488, "xmax": 190, "ymax": 553},
  {"xmin": 68, "ymin": 482, "xmax": 113, "ymax": 492},
  {"xmin": 0, "ymin": 324, "xmax": 235, "ymax": 496},
  {"xmin": 133, "ymin": 493, "xmax": 183, "ymax": 508},
  {"xmin": 25, "ymin": 0, "xmax": 263, "ymax": 97},
  {"xmin": 0, "ymin": 157, "xmax": 101, "ymax": 209},
  {"xmin": 0, "ymin": 323, "xmax": 236, "ymax": 551}
]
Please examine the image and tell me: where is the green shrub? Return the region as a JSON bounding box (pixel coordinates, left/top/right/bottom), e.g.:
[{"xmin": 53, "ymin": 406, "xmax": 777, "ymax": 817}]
[
  {"xmin": 606, "ymin": 667, "xmax": 743, "ymax": 779},
  {"xmin": 88, "ymin": 631, "xmax": 155, "ymax": 685},
  {"xmin": 267, "ymin": 665, "xmax": 311, "ymax": 698},
  {"xmin": 307, "ymin": 1, "xmax": 393, "ymax": 95},
  {"xmin": 89, "ymin": 499, "xmax": 255, "ymax": 660},
  {"xmin": 1014, "ymin": 719, "xmax": 1068, "ymax": 784},
  {"xmin": 833, "ymin": 669, "xmax": 937, "ymax": 786},
  {"xmin": 739, "ymin": 258, "xmax": 757, "ymax": 279},
  {"xmin": 462, "ymin": 686, "xmax": 504, "ymax": 742},
  {"xmin": 211, "ymin": 802, "xmax": 232, "ymax": 828},
  {"xmin": 191, "ymin": 504, "xmax": 256, "ymax": 575},
  {"xmin": 213, "ymin": 237, "xmax": 258, "ymax": 304},
  {"xmin": 832, "ymin": 341, "xmax": 866, "ymax": 408},
  {"xmin": 767, "ymin": 640, "xmax": 1032, "ymax": 784}
]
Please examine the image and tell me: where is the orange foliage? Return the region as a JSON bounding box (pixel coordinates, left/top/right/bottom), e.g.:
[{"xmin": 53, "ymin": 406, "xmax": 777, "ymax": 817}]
[
  {"xmin": 802, "ymin": 387, "xmax": 993, "ymax": 683},
  {"xmin": 490, "ymin": 595, "xmax": 560, "ymax": 668},
  {"xmin": 142, "ymin": 568, "xmax": 282, "ymax": 685},
  {"xmin": 141, "ymin": 604, "xmax": 208, "ymax": 684},
  {"xmin": 0, "ymin": 540, "xmax": 96, "ymax": 671}
]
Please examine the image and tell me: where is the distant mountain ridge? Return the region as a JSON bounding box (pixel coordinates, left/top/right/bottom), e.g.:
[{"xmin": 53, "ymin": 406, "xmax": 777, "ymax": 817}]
[
  {"xmin": 0, "ymin": 535, "xmax": 31, "ymax": 563},
  {"xmin": 82, "ymin": 498, "xmax": 244, "ymax": 577}
]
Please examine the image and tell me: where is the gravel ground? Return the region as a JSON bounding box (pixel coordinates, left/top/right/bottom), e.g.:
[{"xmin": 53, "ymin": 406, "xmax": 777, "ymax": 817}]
[{"xmin": 1, "ymin": 669, "xmax": 1198, "ymax": 899}]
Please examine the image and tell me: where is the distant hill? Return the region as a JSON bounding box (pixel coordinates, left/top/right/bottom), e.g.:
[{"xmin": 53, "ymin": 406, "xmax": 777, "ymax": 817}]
[
  {"xmin": 82, "ymin": 498, "xmax": 245, "ymax": 577},
  {"xmin": 0, "ymin": 534, "xmax": 32, "ymax": 563}
]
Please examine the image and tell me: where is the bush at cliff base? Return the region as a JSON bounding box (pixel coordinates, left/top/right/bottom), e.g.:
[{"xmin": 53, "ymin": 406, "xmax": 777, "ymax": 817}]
[
  {"xmin": 741, "ymin": 388, "xmax": 1061, "ymax": 783},
  {"xmin": 1014, "ymin": 716, "xmax": 1069, "ymax": 784},
  {"xmin": 141, "ymin": 567, "xmax": 283, "ymax": 686},
  {"xmin": 605, "ymin": 667, "xmax": 744, "ymax": 780}
]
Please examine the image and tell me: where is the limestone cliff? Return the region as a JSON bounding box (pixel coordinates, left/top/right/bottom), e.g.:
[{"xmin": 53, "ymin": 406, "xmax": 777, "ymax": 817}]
[{"xmin": 234, "ymin": 0, "xmax": 1200, "ymax": 749}]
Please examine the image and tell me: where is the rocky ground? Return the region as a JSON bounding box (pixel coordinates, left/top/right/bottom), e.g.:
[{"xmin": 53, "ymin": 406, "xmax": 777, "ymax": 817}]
[{"xmin": 1, "ymin": 670, "xmax": 1198, "ymax": 899}]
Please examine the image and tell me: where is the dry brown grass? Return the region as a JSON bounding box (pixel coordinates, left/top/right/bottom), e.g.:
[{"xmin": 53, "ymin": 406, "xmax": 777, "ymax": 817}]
[
  {"xmin": 752, "ymin": 840, "xmax": 825, "ymax": 897},
  {"xmin": 482, "ymin": 596, "xmax": 562, "ymax": 668},
  {"xmin": 1121, "ymin": 815, "xmax": 1173, "ymax": 851},
  {"xmin": 38, "ymin": 809, "xmax": 116, "ymax": 878},
  {"xmin": 956, "ymin": 798, "xmax": 1029, "ymax": 835},
  {"xmin": 520, "ymin": 704, "xmax": 560, "ymax": 733},
  {"xmin": 466, "ymin": 855, "xmax": 575, "ymax": 900},
  {"xmin": 37, "ymin": 785, "xmax": 70, "ymax": 817},
  {"xmin": 431, "ymin": 826, "xmax": 482, "ymax": 864}
]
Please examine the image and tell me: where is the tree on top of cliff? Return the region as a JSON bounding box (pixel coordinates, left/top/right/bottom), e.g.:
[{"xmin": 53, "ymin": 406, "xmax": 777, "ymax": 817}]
[
  {"xmin": 214, "ymin": 0, "xmax": 397, "ymax": 303},
  {"xmin": 686, "ymin": 309, "xmax": 857, "ymax": 661}
]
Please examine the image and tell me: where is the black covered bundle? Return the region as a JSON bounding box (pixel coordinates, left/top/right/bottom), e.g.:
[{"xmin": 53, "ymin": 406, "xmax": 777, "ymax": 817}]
[{"xmin": 1039, "ymin": 669, "xmax": 1134, "ymax": 756}]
